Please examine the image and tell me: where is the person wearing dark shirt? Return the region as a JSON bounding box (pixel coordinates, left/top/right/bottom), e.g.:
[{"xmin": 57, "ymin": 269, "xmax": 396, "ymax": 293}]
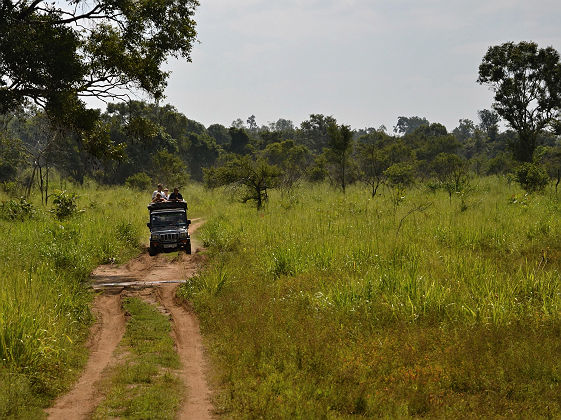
[{"xmin": 168, "ymin": 187, "xmax": 183, "ymax": 201}]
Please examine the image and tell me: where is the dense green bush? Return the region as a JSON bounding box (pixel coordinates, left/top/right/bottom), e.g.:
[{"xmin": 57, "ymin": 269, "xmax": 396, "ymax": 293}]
[
  {"xmin": 50, "ymin": 190, "xmax": 79, "ymax": 220},
  {"xmin": 125, "ymin": 172, "xmax": 152, "ymax": 190},
  {"xmin": 515, "ymin": 162, "xmax": 549, "ymax": 192},
  {"xmin": 0, "ymin": 197, "xmax": 34, "ymax": 220}
]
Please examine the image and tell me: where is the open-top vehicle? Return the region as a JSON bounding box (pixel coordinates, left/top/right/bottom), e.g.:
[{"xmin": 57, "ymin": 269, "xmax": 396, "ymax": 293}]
[{"xmin": 147, "ymin": 201, "xmax": 191, "ymax": 256}]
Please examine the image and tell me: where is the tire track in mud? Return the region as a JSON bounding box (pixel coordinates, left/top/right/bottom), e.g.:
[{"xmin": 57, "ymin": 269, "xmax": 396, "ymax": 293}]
[{"xmin": 47, "ymin": 220, "xmax": 213, "ymax": 419}]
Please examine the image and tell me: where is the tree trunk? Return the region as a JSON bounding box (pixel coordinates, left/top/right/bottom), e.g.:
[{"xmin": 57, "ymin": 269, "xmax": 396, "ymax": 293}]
[
  {"xmin": 39, "ymin": 164, "xmax": 44, "ymax": 205},
  {"xmin": 26, "ymin": 164, "xmax": 37, "ymax": 199},
  {"xmin": 45, "ymin": 165, "xmax": 50, "ymax": 205}
]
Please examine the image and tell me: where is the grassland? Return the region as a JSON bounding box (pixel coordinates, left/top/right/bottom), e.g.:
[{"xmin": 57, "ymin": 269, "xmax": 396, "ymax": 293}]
[
  {"xmin": 0, "ymin": 185, "xmax": 150, "ymax": 418},
  {"xmin": 180, "ymin": 177, "xmax": 561, "ymax": 418}
]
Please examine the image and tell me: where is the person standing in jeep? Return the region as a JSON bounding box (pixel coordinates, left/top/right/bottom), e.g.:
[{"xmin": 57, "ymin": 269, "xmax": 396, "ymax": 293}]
[{"xmin": 168, "ymin": 187, "xmax": 183, "ymax": 201}]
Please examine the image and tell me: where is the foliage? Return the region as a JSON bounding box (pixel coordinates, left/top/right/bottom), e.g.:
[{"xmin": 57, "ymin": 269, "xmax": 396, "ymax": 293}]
[
  {"xmin": 125, "ymin": 172, "xmax": 152, "ymax": 191},
  {"xmin": 263, "ymin": 139, "xmax": 311, "ymax": 189},
  {"xmin": 50, "ymin": 189, "xmax": 79, "ymax": 220},
  {"xmin": 325, "ymin": 122, "xmax": 354, "ymax": 192},
  {"xmin": 431, "ymin": 153, "xmax": 470, "ymax": 200},
  {"xmin": 356, "ymin": 130, "xmax": 390, "ymax": 197},
  {"xmin": 0, "ymin": 0, "xmax": 199, "ymax": 117},
  {"xmin": 0, "ymin": 197, "xmax": 34, "ymax": 220},
  {"xmin": 384, "ymin": 162, "xmax": 415, "ymax": 188},
  {"xmin": 151, "ymin": 149, "xmax": 189, "ymax": 188},
  {"xmin": 515, "ymin": 162, "xmax": 549, "ymax": 192},
  {"xmin": 306, "ymin": 155, "xmax": 329, "ymax": 182},
  {"xmin": 204, "ymin": 154, "xmax": 281, "ymax": 209},
  {"xmin": 393, "ymin": 116, "xmax": 430, "ymax": 135},
  {"xmin": 0, "ymin": 132, "xmax": 27, "ymax": 182},
  {"xmin": 299, "ymin": 114, "xmax": 337, "ymax": 153},
  {"xmin": 478, "ymin": 41, "xmax": 561, "ymax": 162}
]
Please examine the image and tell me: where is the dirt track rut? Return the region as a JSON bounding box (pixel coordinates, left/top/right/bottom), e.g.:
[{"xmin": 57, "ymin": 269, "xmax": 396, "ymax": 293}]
[{"xmin": 46, "ymin": 220, "xmax": 213, "ymax": 419}]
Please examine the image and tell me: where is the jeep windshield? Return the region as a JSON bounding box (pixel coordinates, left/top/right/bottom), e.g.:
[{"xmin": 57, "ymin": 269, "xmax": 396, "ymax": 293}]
[{"xmin": 151, "ymin": 212, "xmax": 187, "ymax": 227}]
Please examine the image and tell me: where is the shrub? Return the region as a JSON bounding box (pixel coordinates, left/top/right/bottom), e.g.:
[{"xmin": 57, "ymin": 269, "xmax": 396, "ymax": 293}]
[
  {"xmin": 384, "ymin": 162, "xmax": 415, "ymax": 188},
  {"xmin": 1, "ymin": 181, "xmax": 20, "ymax": 197},
  {"xmin": 125, "ymin": 172, "xmax": 152, "ymax": 190},
  {"xmin": 0, "ymin": 197, "xmax": 34, "ymax": 220},
  {"xmin": 515, "ymin": 163, "xmax": 549, "ymax": 193},
  {"xmin": 50, "ymin": 190, "xmax": 79, "ymax": 220}
]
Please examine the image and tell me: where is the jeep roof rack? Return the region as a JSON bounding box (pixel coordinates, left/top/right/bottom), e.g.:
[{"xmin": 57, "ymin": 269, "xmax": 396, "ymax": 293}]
[{"xmin": 147, "ymin": 201, "xmax": 187, "ymax": 211}]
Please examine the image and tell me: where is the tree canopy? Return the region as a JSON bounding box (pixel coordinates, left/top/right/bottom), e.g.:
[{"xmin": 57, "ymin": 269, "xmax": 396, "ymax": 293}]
[
  {"xmin": 478, "ymin": 41, "xmax": 561, "ymax": 161},
  {"xmin": 0, "ymin": 0, "xmax": 199, "ymax": 125}
]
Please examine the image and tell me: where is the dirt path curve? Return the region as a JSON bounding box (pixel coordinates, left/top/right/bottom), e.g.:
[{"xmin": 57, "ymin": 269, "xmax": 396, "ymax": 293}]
[{"xmin": 47, "ymin": 219, "xmax": 213, "ymax": 419}]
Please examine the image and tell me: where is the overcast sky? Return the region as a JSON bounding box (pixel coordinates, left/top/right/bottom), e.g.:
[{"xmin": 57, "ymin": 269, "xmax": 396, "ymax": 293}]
[{"xmin": 160, "ymin": 0, "xmax": 561, "ymax": 132}]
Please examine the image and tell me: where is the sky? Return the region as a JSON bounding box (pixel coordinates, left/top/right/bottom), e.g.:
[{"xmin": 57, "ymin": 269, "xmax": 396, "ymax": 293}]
[{"xmin": 157, "ymin": 0, "xmax": 561, "ymax": 132}]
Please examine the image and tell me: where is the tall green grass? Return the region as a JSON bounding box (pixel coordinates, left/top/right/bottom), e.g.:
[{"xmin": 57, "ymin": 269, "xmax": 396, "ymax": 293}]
[
  {"xmin": 0, "ymin": 184, "xmax": 153, "ymax": 418},
  {"xmin": 180, "ymin": 178, "xmax": 561, "ymax": 418}
]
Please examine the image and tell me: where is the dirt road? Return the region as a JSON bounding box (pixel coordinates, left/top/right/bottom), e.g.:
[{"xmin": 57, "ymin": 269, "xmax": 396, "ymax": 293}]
[{"xmin": 46, "ymin": 220, "xmax": 213, "ymax": 419}]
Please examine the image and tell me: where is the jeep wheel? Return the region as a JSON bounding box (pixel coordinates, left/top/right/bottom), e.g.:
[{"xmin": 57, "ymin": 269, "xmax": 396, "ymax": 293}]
[
  {"xmin": 148, "ymin": 247, "xmax": 158, "ymax": 256},
  {"xmin": 185, "ymin": 241, "xmax": 192, "ymax": 254}
]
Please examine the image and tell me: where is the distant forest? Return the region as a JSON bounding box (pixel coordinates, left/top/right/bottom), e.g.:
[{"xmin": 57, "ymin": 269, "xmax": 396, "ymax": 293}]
[{"xmin": 1, "ymin": 100, "xmax": 560, "ymax": 202}]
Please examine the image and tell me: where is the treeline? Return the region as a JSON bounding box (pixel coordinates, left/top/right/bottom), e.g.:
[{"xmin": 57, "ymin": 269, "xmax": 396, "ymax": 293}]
[{"xmin": 2, "ymin": 101, "xmax": 560, "ymax": 203}]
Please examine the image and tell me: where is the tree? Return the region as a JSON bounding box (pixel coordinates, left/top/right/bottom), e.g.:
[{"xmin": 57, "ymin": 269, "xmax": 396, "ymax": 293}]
[
  {"xmin": 208, "ymin": 124, "xmax": 231, "ymax": 146},
  {"xmin": 356, "ymin": 130, "xmax": 390, "ymax": 197},
  {"xmin": 431, "ymin": 153, "xmax": 469, "ymax": 201},
  {"xmin": 246, "ymin": 115, "xmax": 258, "ymax": 132},
  {"xmin": 478, "ymin": 109, "xmax": 500, "ymax": 142},
  {"xmin": 515, "ymin": 162, "xmax": 549, "ymax": 192},
  {"xmin": 151, "ymin": 149, "xmax": 189, "ymax": 188},
  {"xmin": 182, "ymin": 133, "xmax": 221, "ymax": 181},
  {"xmin": 478, "ymin": 41, "xmax": 561, "ymax": 162},
  {"xmin": 325, "ymin": 122, "xmax": 354, "ymax": 192},
  {"xmin": 228, "ymin": 127, "xmax": 250, "ymax": 155},
  {"xmin": 299, "ymin": 114, "xmax": 337, "ymax": 153},
  {"xmin": 0, "ymin": 0, "xmax": 198, "ymax": 118},
  {"xmin": 262, "ymin": 140, "xmax": 311, "ymax": 189},
  {"xmin": 0, "ymin": 131, "xmax": 27, "ymax": 182},
  {"xmin": 452, "ymin": 119, "xmax": 475, "ymax": 142},
  {"xmin": 393, "ymin": 116, "xmax": 429, "ymax": 135},
  {"xmin": 204, "ymin": 155, "xmax": 281, "ymax": 210}
]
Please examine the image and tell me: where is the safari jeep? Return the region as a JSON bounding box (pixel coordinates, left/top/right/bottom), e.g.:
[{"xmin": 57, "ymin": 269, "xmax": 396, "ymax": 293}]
[{"xmin": 147, "ymin": 201, "xmax": 191, "ymax": 256}]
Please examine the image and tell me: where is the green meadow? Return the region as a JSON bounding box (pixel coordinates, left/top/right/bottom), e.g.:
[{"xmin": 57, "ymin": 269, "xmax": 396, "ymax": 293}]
[
  {"xmin": 2, "ymin": 179, "xmax": 561, "ymax": 418},
  {"xmin": 181, "ymin": 177, "xmax": 561, "ymax": 418}
]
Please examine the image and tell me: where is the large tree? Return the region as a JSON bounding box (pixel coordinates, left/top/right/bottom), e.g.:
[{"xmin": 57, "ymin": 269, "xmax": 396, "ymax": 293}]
[
  {"xmin": 478, "ymin": 41, "xmax": 561, "ymax": 162},
  {"xmin": 0, "ymin": 0, "xmax": 198, "ymax": 126}
]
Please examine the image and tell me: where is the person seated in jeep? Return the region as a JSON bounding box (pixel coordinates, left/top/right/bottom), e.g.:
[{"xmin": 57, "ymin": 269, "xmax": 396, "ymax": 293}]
[
  {"xmin": 152, "ymin": 183, "xmax": 165, "ymax": 200},
  {"xmin": 151, "ymin": 192, "xmax": 166, "ymax": 203},
  {"xmin": 168, "ymin": 187, "xmax": 183, "ymax": 201}
]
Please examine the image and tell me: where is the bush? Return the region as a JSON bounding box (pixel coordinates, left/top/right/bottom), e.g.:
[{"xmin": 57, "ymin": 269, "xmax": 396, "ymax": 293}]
[
  {"xmin": 50, "ymin": 190, "xmax": 79, "ymax": 220},
  {"xmin": 0, "ymin": 197, "xmax": 34, "ymax": 220},
  {"xmin": 1, "ymin": 181, "xmax": 20, "ymax": 197},
  {"xmin": 515, "ymin": 163, "xmax": 549, "ymax": 193},
  {"xmin": 384, "ymin": 162, "xmax": 415, "ymax": 187},
  {"xmin": 125, "ymin": 172, "xmax": 152, "ymax": 190}
]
